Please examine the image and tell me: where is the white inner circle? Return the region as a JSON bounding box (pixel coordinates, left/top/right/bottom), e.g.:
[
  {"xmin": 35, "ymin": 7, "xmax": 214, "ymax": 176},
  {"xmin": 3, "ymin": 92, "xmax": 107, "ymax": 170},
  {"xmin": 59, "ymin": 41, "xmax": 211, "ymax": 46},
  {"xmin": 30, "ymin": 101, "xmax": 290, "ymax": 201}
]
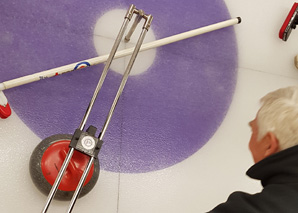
[
  {"xmin": 81, "ymin": 136, "xmax": 96, "ymax": 150},
  {"xmin": 93, "ymin": 9, "xmax": 156, "ymax": 76}
]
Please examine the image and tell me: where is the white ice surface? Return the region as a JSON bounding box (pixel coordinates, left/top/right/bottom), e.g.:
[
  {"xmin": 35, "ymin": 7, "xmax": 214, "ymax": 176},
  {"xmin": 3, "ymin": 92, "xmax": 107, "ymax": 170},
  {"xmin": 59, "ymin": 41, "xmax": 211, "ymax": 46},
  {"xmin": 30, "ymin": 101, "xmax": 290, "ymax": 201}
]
[{"xmin": 1, "ymin": 0, "xmax": 298, "ymax": 212}]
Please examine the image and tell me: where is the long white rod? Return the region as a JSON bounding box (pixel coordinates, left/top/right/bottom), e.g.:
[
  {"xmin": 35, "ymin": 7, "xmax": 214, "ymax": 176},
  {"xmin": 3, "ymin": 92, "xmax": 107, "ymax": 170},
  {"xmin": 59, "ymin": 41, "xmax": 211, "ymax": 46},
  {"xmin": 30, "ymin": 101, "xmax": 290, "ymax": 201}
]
[{"xmin": 0, "ymin": 17, "xmax": 241, "ymax": 91}]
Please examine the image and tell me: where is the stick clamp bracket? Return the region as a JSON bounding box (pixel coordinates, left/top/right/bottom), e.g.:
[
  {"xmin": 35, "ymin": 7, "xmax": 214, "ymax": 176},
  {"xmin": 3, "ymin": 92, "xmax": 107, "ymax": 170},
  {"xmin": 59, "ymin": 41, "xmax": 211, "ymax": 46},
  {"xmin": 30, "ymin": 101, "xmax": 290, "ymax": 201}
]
[{"xmin": 69, "ymin": 126, "xmax": 103, "ymax": 158}]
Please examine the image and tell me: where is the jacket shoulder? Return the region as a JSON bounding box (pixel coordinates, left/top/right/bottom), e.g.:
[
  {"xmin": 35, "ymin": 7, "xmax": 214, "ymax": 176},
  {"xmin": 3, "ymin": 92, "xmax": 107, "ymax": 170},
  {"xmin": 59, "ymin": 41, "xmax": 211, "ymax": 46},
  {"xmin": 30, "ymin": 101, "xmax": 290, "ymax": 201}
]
[{"xmin": 208, "ymin": 184, "xmax": 298, "ymax": 213}]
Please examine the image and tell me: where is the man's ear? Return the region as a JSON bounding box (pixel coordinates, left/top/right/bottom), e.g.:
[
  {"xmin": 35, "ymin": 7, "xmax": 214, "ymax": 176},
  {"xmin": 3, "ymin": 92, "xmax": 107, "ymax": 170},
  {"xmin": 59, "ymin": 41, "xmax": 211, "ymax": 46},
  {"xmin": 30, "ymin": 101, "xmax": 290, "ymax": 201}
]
[{"xmin": 264, "ymin": 132, "xmax": 280, "ymax": 157}]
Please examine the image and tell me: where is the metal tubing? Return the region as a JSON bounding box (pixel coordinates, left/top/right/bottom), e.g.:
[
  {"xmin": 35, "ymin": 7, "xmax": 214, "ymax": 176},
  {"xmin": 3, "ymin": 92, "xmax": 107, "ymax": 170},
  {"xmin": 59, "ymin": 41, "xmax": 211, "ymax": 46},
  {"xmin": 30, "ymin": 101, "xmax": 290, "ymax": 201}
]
[
  {"xmin": 40, "ymin": 5, "xmax": 152, "ymax": 212},
  {"xmin": 64, "ymin": 28, "xmax": 150, "ymax": 213},
  {"xmin": 100, "ymin": 28, "xmax": 149, "ymax": 140},
  {"xmin": 41, "ymin": 148, "xmax": 75, "ymax": 213},
  {"xmin": 66, "ymin": 27, "xmax": 150, "ymax": 213},
  {"xmin": 66, "ymin": 157, "xmax": 95, "ymax": 213},
  {"xmin": 125, "ymin": 4, "xmax": 136, "ymax": 20},
  {"xmin": 78, "ymin": 17, "xmax": 131, "ymax": 131},
  {"xmin": 125, "ymin": 10, "xmax": 144, "ymax": 42}
]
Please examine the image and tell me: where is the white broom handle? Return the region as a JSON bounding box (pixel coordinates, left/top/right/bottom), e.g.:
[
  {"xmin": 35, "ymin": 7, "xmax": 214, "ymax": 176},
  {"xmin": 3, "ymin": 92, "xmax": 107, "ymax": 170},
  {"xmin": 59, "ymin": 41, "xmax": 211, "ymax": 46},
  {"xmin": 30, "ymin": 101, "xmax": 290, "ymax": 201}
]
[{"xmin": 0, "ymin": 17, "xmax": 241, "ymax": 91}]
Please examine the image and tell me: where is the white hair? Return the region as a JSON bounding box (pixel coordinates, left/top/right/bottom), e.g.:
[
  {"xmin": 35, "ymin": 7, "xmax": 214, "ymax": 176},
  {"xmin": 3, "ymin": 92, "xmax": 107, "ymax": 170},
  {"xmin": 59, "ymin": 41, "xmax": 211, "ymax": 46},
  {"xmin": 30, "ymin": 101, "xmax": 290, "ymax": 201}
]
[{"xmin": 257, "ymin": 86, "xmax": 298, "ymax": 150}]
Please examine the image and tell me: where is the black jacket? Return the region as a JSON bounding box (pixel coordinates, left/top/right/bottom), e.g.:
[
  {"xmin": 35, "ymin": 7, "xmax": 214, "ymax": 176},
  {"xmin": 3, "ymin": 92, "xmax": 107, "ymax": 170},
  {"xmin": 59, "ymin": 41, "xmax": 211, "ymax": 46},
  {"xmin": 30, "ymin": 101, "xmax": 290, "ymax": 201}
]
[{"xmin": 208, "ymin": 145, "xmax": 298, "ymax": 213}]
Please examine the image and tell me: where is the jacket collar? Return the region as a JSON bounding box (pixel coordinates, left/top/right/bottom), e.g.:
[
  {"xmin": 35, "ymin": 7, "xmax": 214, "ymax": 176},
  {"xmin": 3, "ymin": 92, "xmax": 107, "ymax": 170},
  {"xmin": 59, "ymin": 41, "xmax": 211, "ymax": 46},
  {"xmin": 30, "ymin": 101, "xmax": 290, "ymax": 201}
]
[{"xmin": 246, "ymin": 145, "xmax": 298, "ymax": 187}]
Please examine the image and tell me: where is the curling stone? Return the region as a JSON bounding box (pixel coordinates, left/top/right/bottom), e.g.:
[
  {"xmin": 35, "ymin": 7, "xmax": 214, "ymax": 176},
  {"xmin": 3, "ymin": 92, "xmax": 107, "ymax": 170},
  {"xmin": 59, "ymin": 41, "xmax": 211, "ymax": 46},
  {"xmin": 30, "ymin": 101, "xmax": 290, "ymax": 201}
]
[{"xmin": 29, "ymin": 134, "xmax": 100, "ymax": 201}]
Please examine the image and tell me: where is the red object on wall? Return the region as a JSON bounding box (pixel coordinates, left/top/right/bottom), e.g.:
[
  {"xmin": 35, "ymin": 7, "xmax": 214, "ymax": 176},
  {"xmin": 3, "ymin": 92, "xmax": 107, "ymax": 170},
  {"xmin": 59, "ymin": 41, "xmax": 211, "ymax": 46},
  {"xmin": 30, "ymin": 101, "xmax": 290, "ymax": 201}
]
[{"xmin": 279, "ymin": 2, "xmax": 298, "ymax": 41}]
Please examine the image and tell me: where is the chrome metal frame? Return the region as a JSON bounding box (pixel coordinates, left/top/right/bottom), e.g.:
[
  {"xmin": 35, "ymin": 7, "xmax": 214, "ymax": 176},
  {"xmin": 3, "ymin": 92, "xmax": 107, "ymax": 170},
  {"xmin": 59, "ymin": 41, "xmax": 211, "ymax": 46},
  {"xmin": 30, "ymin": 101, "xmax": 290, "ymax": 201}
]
[{"xmin": 41, "ymin": 4, "xmax": 153, "ymax": 213}]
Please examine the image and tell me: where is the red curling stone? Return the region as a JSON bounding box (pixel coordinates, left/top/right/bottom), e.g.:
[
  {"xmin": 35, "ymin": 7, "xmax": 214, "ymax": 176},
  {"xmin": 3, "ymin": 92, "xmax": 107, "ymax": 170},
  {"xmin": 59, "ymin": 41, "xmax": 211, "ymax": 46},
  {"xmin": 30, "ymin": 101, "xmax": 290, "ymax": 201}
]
[{"xmin": 29, "ymin": 134, "xmax": 100, "ymax": 201}]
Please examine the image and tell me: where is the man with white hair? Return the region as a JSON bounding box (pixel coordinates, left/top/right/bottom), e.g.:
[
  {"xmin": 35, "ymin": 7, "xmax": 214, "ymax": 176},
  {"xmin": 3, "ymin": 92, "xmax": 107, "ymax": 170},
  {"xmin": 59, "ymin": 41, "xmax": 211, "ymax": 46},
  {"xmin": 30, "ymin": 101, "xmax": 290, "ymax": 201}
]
[{"xmin": 209, "ymin": 86, "xmax": 298, "ymax": 213}]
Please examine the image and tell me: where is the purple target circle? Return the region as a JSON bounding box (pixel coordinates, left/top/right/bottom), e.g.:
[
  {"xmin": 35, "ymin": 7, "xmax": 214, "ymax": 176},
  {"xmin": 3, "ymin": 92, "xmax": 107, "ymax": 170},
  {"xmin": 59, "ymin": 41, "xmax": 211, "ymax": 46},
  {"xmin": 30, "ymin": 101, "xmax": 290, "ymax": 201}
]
[{"xmin": 1, "ymin": 0, "xmax": 237, "ymax": 173}]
